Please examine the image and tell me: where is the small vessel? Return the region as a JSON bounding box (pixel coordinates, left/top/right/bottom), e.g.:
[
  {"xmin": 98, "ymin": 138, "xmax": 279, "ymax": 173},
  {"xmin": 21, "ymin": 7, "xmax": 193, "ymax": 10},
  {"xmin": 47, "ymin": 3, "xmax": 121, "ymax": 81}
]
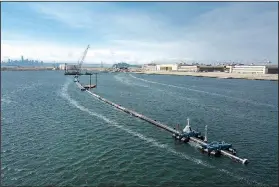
[
  {"xmin": 173, "ymin": 118, "xmax": 237, "ymax": 157},
  {"xmin": 85, "ymin": 71, "xmax": 92, "ymax": 75},
  {"xmin": 172, "ymin": 118, "xmax": 205, "ymax": 142},
  {"xmin": 198, "ymin": 141, "xmax": 237, "ymax": 156},
  {"xmin": 83, "ymin": 84, "xmax": 96, "ymax": 89},
  {"xmin": 74, "ymin": 75, "xmax": 79, "ymax": 82}
]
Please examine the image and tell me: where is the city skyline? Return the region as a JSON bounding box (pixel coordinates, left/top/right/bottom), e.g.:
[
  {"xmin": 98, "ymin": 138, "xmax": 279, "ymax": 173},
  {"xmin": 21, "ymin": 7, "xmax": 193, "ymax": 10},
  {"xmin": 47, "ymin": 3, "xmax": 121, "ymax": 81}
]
[
  {"xmin": 1, "ymin": 2, "xmax": 278, "ymax": 64},
  {"xmin": 1, "ymin": 55, "xmax": 44, "ymax": 64}
]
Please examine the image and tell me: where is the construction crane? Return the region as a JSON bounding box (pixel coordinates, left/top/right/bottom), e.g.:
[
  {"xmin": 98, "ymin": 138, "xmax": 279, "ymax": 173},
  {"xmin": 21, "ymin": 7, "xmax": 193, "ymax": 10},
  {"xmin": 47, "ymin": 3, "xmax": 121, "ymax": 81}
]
[
  {"xmin": 64, "ymin": 45, "xmax": 90, "ymax": 76},
  {"xmin": 76, "ymin": 44, "xmax": 90, "ymax": 74}
]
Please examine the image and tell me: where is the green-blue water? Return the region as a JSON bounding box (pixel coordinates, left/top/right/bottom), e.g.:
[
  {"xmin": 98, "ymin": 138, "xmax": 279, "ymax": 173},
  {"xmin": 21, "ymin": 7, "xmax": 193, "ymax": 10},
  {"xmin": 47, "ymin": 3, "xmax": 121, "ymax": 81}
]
[{"xmin": 1, "ymin": 71, "xmax": 278, "ymax": 186}]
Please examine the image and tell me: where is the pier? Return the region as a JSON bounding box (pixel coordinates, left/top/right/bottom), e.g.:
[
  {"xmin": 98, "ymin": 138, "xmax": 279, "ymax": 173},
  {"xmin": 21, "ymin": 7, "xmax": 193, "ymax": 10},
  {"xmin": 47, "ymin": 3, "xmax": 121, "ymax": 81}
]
[{"xmin": 76, "ymin": 82, "xmax": 248, "ymax": 165}]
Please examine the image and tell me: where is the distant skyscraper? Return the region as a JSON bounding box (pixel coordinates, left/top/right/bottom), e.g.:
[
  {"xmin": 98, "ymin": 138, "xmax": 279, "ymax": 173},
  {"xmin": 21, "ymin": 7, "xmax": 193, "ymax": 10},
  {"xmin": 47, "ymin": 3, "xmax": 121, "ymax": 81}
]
[{"xmin": 21, "ymin": 56, "xmax": 24, "ymax": 62}]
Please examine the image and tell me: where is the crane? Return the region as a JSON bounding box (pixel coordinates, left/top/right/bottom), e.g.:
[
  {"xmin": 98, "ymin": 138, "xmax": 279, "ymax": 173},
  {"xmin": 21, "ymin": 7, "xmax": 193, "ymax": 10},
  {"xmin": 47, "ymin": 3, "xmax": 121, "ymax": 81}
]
[{"xmin": 76, "ymin": 44, "xmax": 90, "ymax": 74}]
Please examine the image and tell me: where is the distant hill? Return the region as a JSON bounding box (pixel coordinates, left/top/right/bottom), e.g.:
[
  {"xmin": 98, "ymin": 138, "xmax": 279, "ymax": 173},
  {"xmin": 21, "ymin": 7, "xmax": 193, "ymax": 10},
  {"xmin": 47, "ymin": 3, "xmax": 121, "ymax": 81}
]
[{"xmin": 112, "ymin": 62, "xmax": 141, "ymax": 68}]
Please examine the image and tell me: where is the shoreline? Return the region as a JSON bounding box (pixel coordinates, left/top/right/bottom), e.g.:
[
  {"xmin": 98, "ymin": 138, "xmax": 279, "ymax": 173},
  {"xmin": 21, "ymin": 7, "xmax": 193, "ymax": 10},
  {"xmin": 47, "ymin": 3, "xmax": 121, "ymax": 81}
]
[
  {"xmin": 1, "ymin": 67, "xmax": 55, "ymax": 71},
  {"xmin": 0, "ymin": 67, "xmax": 106, "ymax": 72},
  {"xmin": 2, "ymin": 67, "xmax": 278, "ymax": 81},
  {"xmin": 134, "ymin": 71, "xmax": 278, "ymax": 81}
]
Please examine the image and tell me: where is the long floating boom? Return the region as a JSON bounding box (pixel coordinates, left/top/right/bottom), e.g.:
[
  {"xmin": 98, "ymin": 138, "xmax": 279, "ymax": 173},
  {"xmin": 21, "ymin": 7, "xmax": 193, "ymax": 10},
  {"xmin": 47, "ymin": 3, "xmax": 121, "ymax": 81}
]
[{"xmin": 76, "ymin": 82, "xmax": 248, "ymax": 165}]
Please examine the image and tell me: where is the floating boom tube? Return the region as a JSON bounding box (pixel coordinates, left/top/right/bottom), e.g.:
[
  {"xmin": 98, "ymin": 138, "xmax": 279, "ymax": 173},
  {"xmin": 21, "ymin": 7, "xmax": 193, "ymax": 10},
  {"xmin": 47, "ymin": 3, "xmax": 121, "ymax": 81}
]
[{"xmin": 76, "ymin": 82, "xmax": 249, "ymax": 165}]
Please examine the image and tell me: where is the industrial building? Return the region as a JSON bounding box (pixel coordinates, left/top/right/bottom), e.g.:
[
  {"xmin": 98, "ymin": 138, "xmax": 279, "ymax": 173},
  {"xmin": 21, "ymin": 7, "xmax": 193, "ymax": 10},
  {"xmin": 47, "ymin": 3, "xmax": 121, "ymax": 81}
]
[
  {"xmin": 142, "ymin": 63, "xmax": 157, "ymax": 71},
  {"xmin": 59, "ymin": 64, "xmax": 66, "ymax": 70},
  {"xmin": 227, "ymin": 65, "xmax": 267, "ymax": 74},
  {"xmin": 198, "ymin": 66, "xmax": 225, "ymax": 72},
  {"xmin": 177, "ymin": 65, "xmax": 199, "ymax": 72},
  {"xmin": 266, "ymin": 65, "xmax": 278, "ymax": 74},
  {"xmin": 142, "ymin": 63, "xmax": 178, "ymax": 71},
  {"xmin": 156, "ymin": 64, "xmax": 178, "ymax": 71},
  {"xmin": 157, "ymin": 64, "xmax": 224, "ymax": 72},
  {"xmin": 225, "ymin": 65, "xmax": 278, "ymax": 74},
  {"xmin": 142, "ymin": 63, "xmax": 278, "ymax": 75}
]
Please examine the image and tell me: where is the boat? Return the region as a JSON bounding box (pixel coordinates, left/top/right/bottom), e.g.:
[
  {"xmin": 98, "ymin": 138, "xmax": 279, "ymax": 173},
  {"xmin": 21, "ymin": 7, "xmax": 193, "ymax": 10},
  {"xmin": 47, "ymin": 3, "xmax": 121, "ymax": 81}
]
[
  {"xmin": 65, "ymin": 72, "xmax": 82, "ymax": 75},
  {"xmin": 172, "ymin": 118, "xmax": 205, "ymax": 142},
  {"xmin": 85, "ymin": 71, "xmax": 92, "ymax": 75},
  {"xmin": 172, "ymin": 118, "xmax": 237, "ymax": 157},
  {"xmin": 74, "ymin": 75, "xmax": 79, "ymax": 82},
  {"xmin": 198, "ymin": 141, "xmax": 237, "ymax": 156}
]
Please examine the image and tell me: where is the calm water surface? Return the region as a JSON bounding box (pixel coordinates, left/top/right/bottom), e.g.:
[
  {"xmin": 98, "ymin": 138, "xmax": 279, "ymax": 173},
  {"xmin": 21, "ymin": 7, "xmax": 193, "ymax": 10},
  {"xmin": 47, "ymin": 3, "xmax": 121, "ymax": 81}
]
[{"xmin": 1, "ymin": 71, "xmax": 278, "ymax": 186}]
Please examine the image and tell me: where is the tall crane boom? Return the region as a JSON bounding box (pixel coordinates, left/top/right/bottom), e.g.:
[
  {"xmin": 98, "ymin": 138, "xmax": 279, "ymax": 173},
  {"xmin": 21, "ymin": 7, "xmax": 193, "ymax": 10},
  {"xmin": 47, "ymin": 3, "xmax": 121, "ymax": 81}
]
[{"xmin": 77, "ymin": 45, "xmax": 90, "ymax": 72}]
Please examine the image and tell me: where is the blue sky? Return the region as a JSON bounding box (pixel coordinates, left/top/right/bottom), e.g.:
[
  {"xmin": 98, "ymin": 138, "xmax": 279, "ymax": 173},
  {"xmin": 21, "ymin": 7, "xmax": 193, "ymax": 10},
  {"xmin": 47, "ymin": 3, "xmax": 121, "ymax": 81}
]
[{"xmin": 1, "ymin": 2, "xmax": 278, "ymax": 64}]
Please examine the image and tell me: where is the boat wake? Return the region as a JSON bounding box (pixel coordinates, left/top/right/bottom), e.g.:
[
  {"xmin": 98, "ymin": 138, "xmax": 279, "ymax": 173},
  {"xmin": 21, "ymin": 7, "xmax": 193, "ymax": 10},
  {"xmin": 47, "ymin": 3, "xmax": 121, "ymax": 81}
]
[
  {"xmin": 122, "ymin": 74, "xmax": 268, "ymax": 124},
  {"xmin": 60, "ymin": 79, "xmax": 211, "ymax": 168},
  {"xmin": 114, "ymin": 74, "xmax": 149, "ymax": 88},
  {"xmin": 59, "ymin": 79, "xmax": 266, "ymax": 187},
  {"xmin": 129, "ymin": 74, "xmax": 277, "ymax": 109}
]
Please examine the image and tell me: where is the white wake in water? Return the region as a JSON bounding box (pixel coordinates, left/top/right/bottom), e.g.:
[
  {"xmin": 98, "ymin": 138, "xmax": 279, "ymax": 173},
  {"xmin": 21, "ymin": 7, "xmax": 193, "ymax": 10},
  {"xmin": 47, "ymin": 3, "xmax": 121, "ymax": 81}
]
[
  {"xmin": 114, "ymin": 75, "xmax": 269, "ymax": 123},
  {"xmin": 60, "ymin": 79, "xmax": 211, "ymax": 168},
  {"xmin": 114, "ymin": 74, "xmax": 149, "ymax": 88},
  {"xmin": 129, "ymin": 74, "xmax": 276, "ymax": 109},
  {"xmin": 59, "ymin": 79, "xmax": 265, "ymax": 187}
]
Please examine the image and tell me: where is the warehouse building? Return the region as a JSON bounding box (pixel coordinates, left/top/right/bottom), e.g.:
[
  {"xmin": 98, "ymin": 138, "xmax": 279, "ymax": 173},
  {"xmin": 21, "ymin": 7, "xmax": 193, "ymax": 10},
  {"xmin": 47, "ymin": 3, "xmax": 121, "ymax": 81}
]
[
  {"xmin": 227, "ymin": 65, "xmax": 267, "ymax": 74},
  {"xmin": 156, "ymin": 64, "xmax": 178, "ymax": 71},
  {"xmin": 226, "ymin": 65, "xmax": 278, "ymax": 74},
  {"xmin": 142, "ymin": 62, "xmax": 278, "ymax": 75},
  {"xmin": 59, "ymin": 64, "xmax": 66, "ymax": 70},
  {"xmin": 266, "ymin": 65, "xmax": 278, "ymax": 74},
  {"xmin": 142, "ymin": 63, "xmax": 157, "ymax": 71},
  {"xmin": 198, "ymin": 65, "xmax": 225, "ymax": 72},
  {"xmin": 177, "ymin": 65, "xmax": 199, "ymax": 72}
]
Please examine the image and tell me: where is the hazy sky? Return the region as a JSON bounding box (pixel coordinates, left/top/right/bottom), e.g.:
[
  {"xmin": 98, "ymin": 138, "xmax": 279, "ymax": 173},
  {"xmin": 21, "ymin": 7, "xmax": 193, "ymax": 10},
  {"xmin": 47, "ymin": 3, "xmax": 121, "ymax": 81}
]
[{"xmin": 1, "ymin": 2, "xmax": 278, "ymax": 64}]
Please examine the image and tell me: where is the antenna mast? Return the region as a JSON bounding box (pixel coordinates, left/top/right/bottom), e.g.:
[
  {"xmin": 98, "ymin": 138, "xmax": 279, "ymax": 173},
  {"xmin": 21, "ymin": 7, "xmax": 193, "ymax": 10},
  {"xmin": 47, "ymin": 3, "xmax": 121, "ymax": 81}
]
[{"xmin": 204, "ymin": 125, "xmax": 208, "ymax": 143}]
